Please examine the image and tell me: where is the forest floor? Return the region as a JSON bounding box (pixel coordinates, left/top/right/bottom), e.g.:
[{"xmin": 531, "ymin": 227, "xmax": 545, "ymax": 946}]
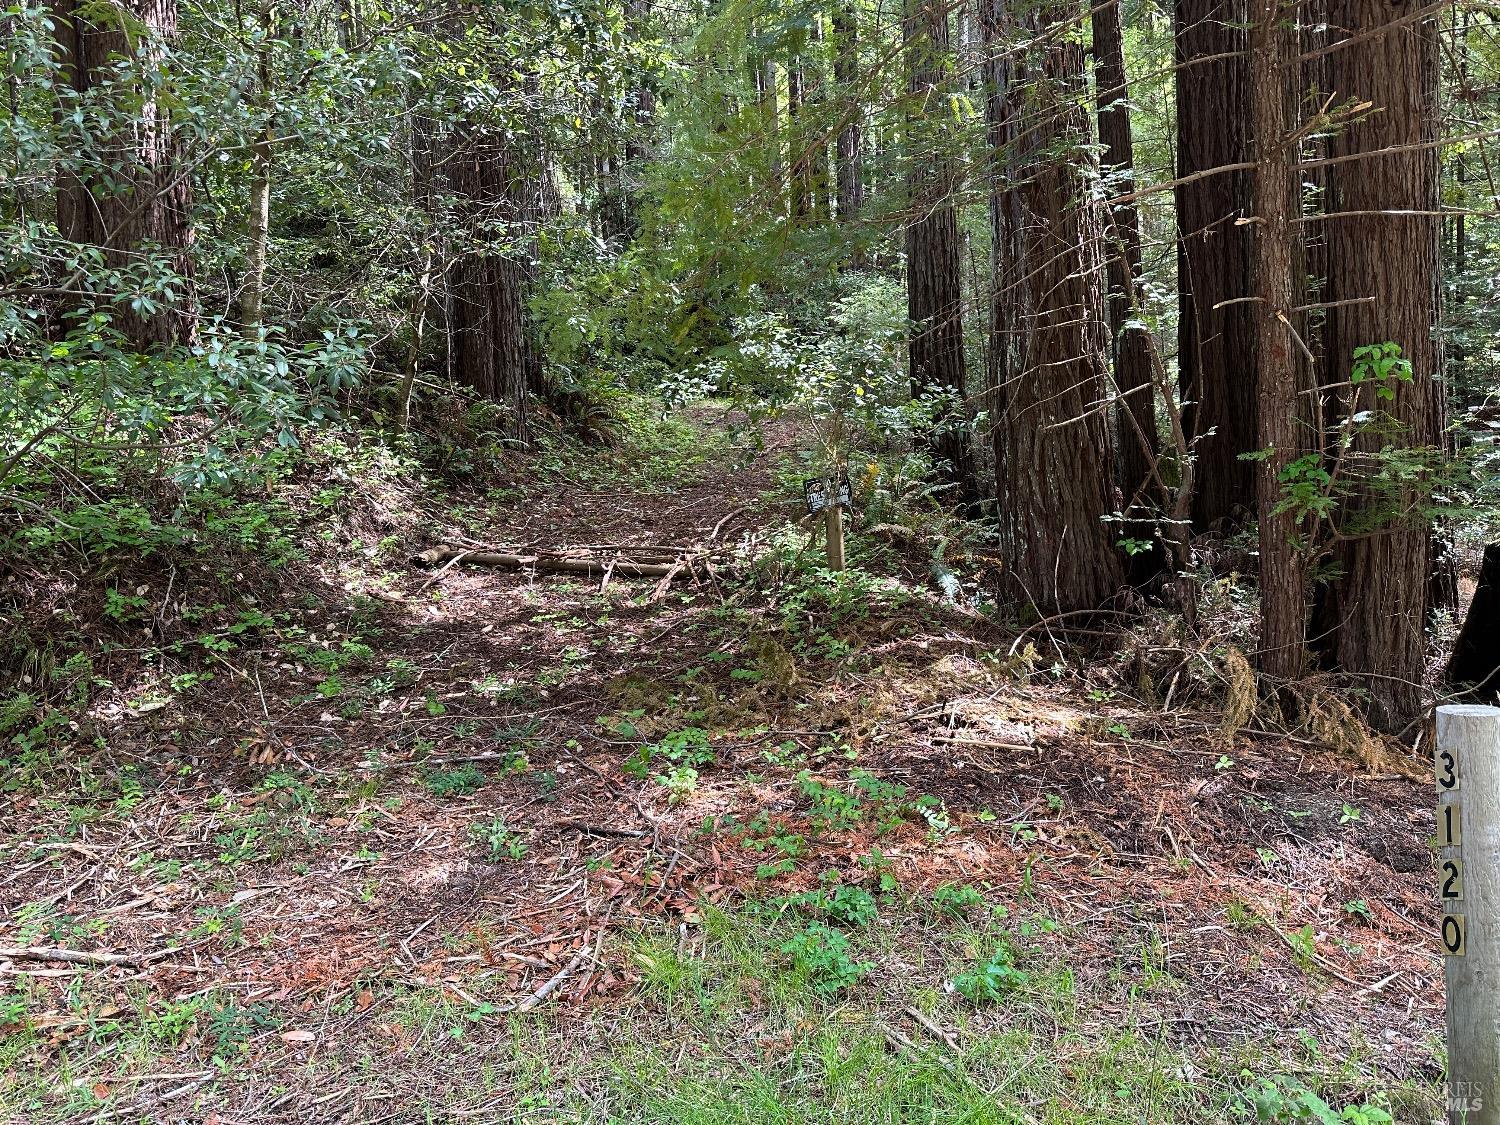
[{"xmin": 1, "ymin": 405, "xmax": 1448, "ymax": 1123}]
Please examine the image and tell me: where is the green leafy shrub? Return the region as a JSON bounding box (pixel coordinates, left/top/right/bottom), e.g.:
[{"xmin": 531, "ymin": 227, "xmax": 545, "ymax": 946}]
[
  {"xmin": 791, "ymin": 883, "xmax": 877, "ymax": 927},
  {"xmin": 951, "ymin": 946, "xmax": 1028, "ymax": 1004},
  {"xmin": 780, "ymin": 922, "xmax": 873, "ymax": 993},
  {"xmin": 471, "ymin": 816, "xmax": 528, "ymax": 861},
  {"xmin": 625, "ymin": 725, "xmax": 715, "ymax": 778},
  {"xmin": 931, "ymin": 883, "xmax": 987, "ymax": 919},
  {"xmin": 423, "ymin": 764, "xmax": 486, "ymax": 797},
  {"xmin": 1244, "ymin": 1075, "xmax": 1393, "ymax": 1123}
]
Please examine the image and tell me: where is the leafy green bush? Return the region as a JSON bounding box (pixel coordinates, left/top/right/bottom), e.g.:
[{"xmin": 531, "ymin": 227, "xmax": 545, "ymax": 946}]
[
  {"xmin": 471, "ymin": 816, "xmax": 528, "ymax": 861},
  {"xmin": 625, "ymin": 726, "xmax": 715, "ymax": 778},
  {"xmin": 790, "ymin": 883, "xmax": 878, "ymax": 927}
]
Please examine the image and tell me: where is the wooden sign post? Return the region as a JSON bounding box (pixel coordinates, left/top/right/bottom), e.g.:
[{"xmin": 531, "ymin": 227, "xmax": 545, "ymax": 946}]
[
  {"xmin": 824, "ymin": 499, "xmax": 845, "ymax": 572},
  {"xmin": 1436, "ymin": 703, "xmax": 1500, "ymax": 1125},
  {"xmin": 804, "ymin": 474, "xmax": 851, "ymax": 573}
]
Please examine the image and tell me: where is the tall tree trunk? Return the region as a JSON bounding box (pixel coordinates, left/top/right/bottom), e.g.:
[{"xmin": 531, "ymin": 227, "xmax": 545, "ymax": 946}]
[
  {"xmin": 1249, "ymin": 0, "xmax": 1307, "ymax": 681},
  {"xmin": 755, "ymin": 49, "xmax": 783, "ymax": 205},
  {"xmin": 448, "ymin": 122, "xmax": 545, "ymax": 439},
  {"xmin": 1318, "ymin": 0, "xmax": 1443, "ymax": 730},
  {"xmin": 982, "ymin": 0, "xmax": 1024, "ymax": 452},
  {"xmin": 398, "ymin": 107, "xmax": 441, "ymax": 429},
  {"xmin": 53, "ymin": 0, "xmax": 197, "ymax": 346},
  {"xmin": 1092, "ymin": 0, "xmax": 1162, "ymax": 581},
  {"xmin": 985, "ymin": 0, "xmax": 1123, "ymax": 612},
  {"xmin": 624, "ymin": 0, "xmax": 655, "ymax": 166},
  {"xmin": 787, "ymin": 53, "xmax": 814, "ymax": 222},
  {"xmin": 786, "ymin": 55, "xmax": 810, "ymax": 222},
  {"xmin": 807, "ymin": 16, "xmax": 831, "ymax": 222},
  {"xmin": 1176, "ymin": 0, "xmax": 1255, "ymax": 529},
  {"xmin": 906, "ymin": 0, "xmax": 976, "ymax": 505},
  {"xmin": 832, "ymin": 0, "xmax": 864, "ymax": 240},
  {"xmin": 238, "ymin": 0, "xmax": 275, "ymax": 330}
]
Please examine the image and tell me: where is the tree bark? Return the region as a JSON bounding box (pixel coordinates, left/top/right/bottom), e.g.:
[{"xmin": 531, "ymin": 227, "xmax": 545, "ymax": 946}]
[
  {"xmin": 754, "ymin": 46, "xmax": 783, "ymax": 206},
  {"xmin": 238, "ymin": 0, "xmax": 275, "ymax": 330},
  {"xmin": 448, "ymin": 122, "xmax": 545, "ymax": 439},
  {"xmin": 807, "ymin": 16, "xmax": 831, "ymax": 222},
  {"xmin": 786, "ymin": 56, "xmax": 807, "ymax": 221},
  {"xmin": 1447, "ymin": 544, "xmax": 1500, "ymax": 704},
  {"xmin": 1175, "ymin": 0, "xmax": 1256, "ymax": 529},
  {"xmin": 1249, "ymin": 0, "xmax": 1307, "ymax": 682},
  {"xmin": 1092, "ymin": 0, "xmax": 1163, "ymax": 582},
  {"xmin": 906, "ymin": 0, "xmax": 976, "ymax": 506},
  {"xmin": 984, "ymin": 0, "xmax": 1123, "ymax": 612},
  {"xmin": 831, "ymin": 0, "xmax": 864, "ymax": 248},
  {"xmin": 53, "ymin": 0, "xmax": 198, "ymax": 346},
  {"xmin": 1318, "ymin": 0, "xmax": 1444, "ymax": 730}
]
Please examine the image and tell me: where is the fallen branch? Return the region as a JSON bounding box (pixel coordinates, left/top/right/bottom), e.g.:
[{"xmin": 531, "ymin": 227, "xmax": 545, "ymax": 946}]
[
  {"xmin": 0, "ymin": 945, "xmax": 180, "ymax": 968},
  {"xmin": 553, "ymin": 819, "xmax": 649, "ymax": 839},
  {"xmin": 511, "ymin": 943, "xmax": 593, "ymax": 1013},
  {"xmin": 414, "ymin": 545, "xmax": 712, "ymax": 580},
  {"xmin": 903, "ymin": 1004, "xmax": 962, "ymax": 1052},
  {"xmin": 648, "ymin": 557, "xmax": 687, "ymax": 602}
]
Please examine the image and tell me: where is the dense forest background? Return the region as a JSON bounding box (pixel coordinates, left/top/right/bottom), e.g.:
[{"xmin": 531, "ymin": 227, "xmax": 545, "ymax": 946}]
[
  {"xmin": 7, "ymin": 1, "xmax": 1500, "ymax": 1117},
  {"xmin": 6, "ymin": 0, "xmax": 1500, "ymax": 729}
]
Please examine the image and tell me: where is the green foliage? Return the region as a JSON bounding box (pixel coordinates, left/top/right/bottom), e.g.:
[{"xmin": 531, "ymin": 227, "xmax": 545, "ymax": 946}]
[
  {"xmin": 654, "ymin": 765, "xmax": 699, "ymax": 804},
  {"xmin": 788, "ymin": 882, "xmax": 878, "ymax": 927},
  {"xmin": 471, "ymin": 816, "xmax": 528, "ymax": 861},
  {"xmin": 1244, "ymin": 1075, "xmax": 1393, "ymax": 1123},
  {"xmin": 779, "ymin": 922, "xmax": 873, "ymax": 993},
  {"xmin": 1349, "ymin": 343, "xmax": 1414, "ymax": 398},
  {"xmin": 423, "ymin": 764, "xmax": 486, "ymax": 798},
  {"xmin": 951, "ymin": 945, "xmax": 1029, "ymax": 1004},
  {"xmin": 625, "ymin": 726, "xmax": 715, "ymax": 779},
  {"xmin": 794, "ymin": 768, "xmax": 952, "ymax": 838},
  {"xmin": 206, "ymin": 1000, "xmax": 281, "ymax": 1058},
  {"xmin": 931, "ymin": 883, "xmax": 988, "ymax": 919}
]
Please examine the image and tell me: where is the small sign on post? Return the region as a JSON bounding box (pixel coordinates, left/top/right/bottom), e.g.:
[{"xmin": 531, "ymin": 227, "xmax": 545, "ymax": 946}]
[
  {"xmin": 1436, "ymin": 703, "xmax": 1500, "ymax": 1125},
  {"xmin": 803, "ymin": 473, "xmax": 851, "ymax": 572},
  {"xmin": 803, "ymin": 474, "xmax": 852, "ymax": 516}
]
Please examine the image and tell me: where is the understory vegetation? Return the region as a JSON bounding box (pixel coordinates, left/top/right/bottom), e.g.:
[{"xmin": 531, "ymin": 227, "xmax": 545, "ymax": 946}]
[{"xmin": 2, "ymin": 0, "xmax": 1494, "ymax": 1117}]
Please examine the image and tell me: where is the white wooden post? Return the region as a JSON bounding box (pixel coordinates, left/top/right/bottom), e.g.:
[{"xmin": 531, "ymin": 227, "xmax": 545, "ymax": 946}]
[{"xmin": 1437, "ymin": 703, "xmax": 1500, "ymax": 1125}]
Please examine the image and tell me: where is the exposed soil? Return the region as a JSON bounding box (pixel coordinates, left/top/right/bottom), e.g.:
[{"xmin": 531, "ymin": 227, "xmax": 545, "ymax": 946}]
[{"xmin": 0, "ymin": 408, "xmax": 1445, "ymax": 1119}]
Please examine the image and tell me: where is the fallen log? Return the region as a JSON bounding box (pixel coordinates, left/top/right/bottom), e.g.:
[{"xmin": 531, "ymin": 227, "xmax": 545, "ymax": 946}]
[{"xmin": 413, "ymin": 545, "xmax": 709, "ymax": 580}]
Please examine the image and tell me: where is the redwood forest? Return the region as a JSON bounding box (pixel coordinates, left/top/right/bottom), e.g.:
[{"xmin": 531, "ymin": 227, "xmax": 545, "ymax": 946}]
[{"xmin": 3, "ymin": 0, "xmax": 1499, "ymax": 1118}]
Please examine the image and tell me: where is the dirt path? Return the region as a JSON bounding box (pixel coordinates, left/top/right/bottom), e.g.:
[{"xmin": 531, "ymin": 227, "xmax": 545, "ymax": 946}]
[{"xmin": 0, "ymin": 406, "xmax": 1448, "ymax": 1120}]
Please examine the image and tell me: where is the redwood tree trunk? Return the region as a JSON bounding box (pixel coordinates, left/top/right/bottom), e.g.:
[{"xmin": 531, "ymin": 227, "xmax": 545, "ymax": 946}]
[
  {"xmin": 905, "ymin": 0, "xmax": 975, "ymax": 505},
  {"xmin": 786, "ymin": 55, "xmax": 814, "ymax": 222},
  {"xmin": 238, "ymin": 0, "xmax": 275, "ymax": 330},
  {"xmin": 832, "ymin": 1, "xmax": 864, "ymax": 239},
  {"xmin": 985, "ymin": 0, "xmax": 1123, "ymax": 612},
  {"xmin": 449, "ymin": 124, "xmax": 545, "ymax": 439},
  {"xmin": 807, "ymin": 16, "xmax": 831, "ymax": 222},
  {"xmin": 754, "ymin": 46, "xmax": 783, "ymax": 205},
  {"xmin": 1249, "ymin": 0, "xmax": 1307, "ymax": 681},
  {"xmin": 1318, "ymin": 0, "xmax": 1443, "ymax": 730},
  {"xmin": 53, "ymin": 0, "xmax": 197, "ymax": 346},
  {"xmin": 1176, "ymin": 0, "xmax": 1255, "ymax": 529},
  {"xmin": 1092, "ymin": 0, "xmax": 1162, "ymax": 579}
]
